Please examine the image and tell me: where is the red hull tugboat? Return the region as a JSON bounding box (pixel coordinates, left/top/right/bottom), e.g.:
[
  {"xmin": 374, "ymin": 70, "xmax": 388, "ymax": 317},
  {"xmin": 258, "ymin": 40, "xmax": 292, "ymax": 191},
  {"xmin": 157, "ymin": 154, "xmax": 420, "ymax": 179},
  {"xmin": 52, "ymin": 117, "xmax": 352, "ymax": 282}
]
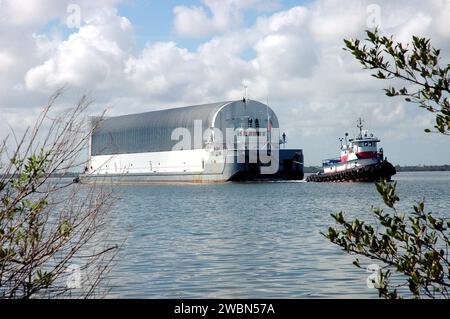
[{"xmin": 306, "ymin": 118, "xmax": 396, "ymax": 182}]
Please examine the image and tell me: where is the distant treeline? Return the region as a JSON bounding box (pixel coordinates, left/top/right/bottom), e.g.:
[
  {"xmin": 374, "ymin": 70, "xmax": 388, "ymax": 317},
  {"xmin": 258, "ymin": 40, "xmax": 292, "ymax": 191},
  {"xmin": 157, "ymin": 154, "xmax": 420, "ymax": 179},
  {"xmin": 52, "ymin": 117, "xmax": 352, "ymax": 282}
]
[
  {"xmin": 4, "ymin": 172, "xmax": 79, "ymax": 178},
  {"xmin": 394, "ymin": 165, "xmax": 450, "ymax": 172},
  {"xmin": 304, "ymin": 165, "xmax": 450, "ymax": 173}
]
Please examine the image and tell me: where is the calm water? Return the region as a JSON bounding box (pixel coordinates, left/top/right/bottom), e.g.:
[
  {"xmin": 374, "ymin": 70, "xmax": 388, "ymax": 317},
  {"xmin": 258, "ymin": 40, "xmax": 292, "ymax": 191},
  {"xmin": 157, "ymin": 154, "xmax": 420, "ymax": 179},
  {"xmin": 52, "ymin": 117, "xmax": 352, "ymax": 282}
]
[{"xmin": 101, "ymin": 171, "xmax": 450, "ymax": 298}]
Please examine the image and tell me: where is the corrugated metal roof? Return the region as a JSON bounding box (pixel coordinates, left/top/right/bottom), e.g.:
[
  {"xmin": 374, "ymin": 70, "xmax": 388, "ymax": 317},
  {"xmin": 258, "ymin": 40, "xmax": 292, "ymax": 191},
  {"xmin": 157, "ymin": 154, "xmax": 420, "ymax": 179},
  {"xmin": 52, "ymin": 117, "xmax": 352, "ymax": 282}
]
[
  {"xmin": 91, "ymin": 101, "xmax": 231, "ymax": 156},
  {"xmin": 95, "ymin": 101, "xmax": 230, "ymax": 133}
]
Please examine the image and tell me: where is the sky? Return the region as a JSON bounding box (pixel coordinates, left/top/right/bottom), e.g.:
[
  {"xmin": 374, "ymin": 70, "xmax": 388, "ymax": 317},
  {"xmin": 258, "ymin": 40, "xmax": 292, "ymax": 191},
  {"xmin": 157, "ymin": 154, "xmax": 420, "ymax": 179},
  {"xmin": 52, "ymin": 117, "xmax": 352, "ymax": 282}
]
[{"xmin": 0, "ymin": 0, "xmax": 449, "ymax": 166}]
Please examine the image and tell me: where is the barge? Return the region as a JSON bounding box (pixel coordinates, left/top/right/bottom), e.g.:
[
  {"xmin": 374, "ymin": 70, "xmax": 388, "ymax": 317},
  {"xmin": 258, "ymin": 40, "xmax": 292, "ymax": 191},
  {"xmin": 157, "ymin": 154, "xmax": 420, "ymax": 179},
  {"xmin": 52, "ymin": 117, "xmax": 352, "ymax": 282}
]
[{"xmin": 79, "ymin": 99, "xmax": 304, "ymax": 183}]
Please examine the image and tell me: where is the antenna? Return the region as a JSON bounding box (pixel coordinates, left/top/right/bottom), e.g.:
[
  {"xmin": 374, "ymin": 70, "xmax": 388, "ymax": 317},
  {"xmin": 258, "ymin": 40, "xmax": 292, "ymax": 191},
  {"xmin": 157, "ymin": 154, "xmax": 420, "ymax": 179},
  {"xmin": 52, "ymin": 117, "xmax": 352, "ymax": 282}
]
[
  {"xmin": 266, "ymin": 95, "xmax": 271, "ymax": 149},
  {"xmin": 243, "ymin": 85, "xmax": 248, "ymax": 103},
  {"xmin": 266, "ymin": 95, "xmax": 269, "ymax": 130},
  {"xmin": 357, "ymin": 117, "xmax": 364, "ymax": 136}
]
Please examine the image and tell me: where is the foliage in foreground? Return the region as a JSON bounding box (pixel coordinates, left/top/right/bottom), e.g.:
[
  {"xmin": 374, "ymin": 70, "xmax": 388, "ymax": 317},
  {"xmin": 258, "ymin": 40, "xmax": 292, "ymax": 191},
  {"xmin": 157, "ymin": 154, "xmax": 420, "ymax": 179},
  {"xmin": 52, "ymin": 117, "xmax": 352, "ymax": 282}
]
[
  {"xmin": 324, "ymin": 29, "xmax": 449, "ymax": 299},
  {"xmin": 324, "ymin": 179, "xmax": 449, "ymax": 299},
  {"xmin": 344, "ymin": 28, "xmax": 450, "ymax": 135},
  {"xmin": 0, "ymin": 89, "xmax": 117, "ymax": 298}
]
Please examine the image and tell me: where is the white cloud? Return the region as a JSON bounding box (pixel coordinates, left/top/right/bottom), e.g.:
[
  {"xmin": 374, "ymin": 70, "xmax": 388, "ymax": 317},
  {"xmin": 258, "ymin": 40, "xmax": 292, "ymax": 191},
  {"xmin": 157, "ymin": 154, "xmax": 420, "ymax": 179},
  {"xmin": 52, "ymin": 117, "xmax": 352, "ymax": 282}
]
[
  {"xmin": 308, "ymin": 0, "xmax": 366, "ymax": 43},
  {"xmin": 25, "ymin": 8, "xmax": 133, "ymax": 92},
  {"xmin": 372, "ymin": 103, "xmax": 406, "ymax": 124},
  {"xmin": 264, "ymin": 6, "xmax": 308, "ymax": 32},
  {"xmin": 173, "ymin": 0, "xmax": 280, "ymax": 38},
  {"xmin": 125, "ymin": 42, "xmax": 200, "ymax": 97},
  {"xmin": 0, "ymin": 0, "xmax": 122, "ymax": 29},
  {"xmin": 173, "ymin": 5, "xmax": 213, "ymax": 38},
  {"xmin": 1, "ymin": 0, "xmax": 450, "ymax": 165},
  {"xmin": 0, "ymin": 51, "xmax": 15, "ymax": 74},
  {"xmin": 0, "ymin": 0, "xmax": 63, "ymax": 28}
]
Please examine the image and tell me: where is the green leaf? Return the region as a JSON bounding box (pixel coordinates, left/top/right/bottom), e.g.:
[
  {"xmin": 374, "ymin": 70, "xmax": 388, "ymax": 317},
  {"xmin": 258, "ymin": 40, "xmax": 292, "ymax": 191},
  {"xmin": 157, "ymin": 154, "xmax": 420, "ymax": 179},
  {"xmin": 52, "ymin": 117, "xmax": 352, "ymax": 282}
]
[{"xmin": 59, "ymin": 220, "xmax": 72, "ymax": 238}]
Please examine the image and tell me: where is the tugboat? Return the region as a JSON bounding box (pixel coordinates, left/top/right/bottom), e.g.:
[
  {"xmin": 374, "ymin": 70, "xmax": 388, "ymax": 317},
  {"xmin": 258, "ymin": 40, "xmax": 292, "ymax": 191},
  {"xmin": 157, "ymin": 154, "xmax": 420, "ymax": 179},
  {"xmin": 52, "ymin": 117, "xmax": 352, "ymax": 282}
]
[{"xmin": 306, "ymin": 118, "xmax": 396, "ymax": 182}]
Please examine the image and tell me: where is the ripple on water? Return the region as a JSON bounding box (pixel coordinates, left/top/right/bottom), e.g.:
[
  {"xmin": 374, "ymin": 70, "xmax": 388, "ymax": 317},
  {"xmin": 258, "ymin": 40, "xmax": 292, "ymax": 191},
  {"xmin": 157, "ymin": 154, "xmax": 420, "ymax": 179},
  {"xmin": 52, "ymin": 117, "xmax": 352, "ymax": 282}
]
[{"xmin": 99, "ymin": 171, "xmax": 450, "ymax": 298}]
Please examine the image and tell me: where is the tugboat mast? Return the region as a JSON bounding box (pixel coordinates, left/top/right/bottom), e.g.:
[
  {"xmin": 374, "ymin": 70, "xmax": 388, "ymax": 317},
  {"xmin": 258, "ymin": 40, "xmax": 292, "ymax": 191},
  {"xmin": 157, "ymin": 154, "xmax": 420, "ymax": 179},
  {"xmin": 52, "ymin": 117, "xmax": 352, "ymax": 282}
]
[{"xmin": 356, "ymin": 117, "xmax": 364, "ymax": 138}]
